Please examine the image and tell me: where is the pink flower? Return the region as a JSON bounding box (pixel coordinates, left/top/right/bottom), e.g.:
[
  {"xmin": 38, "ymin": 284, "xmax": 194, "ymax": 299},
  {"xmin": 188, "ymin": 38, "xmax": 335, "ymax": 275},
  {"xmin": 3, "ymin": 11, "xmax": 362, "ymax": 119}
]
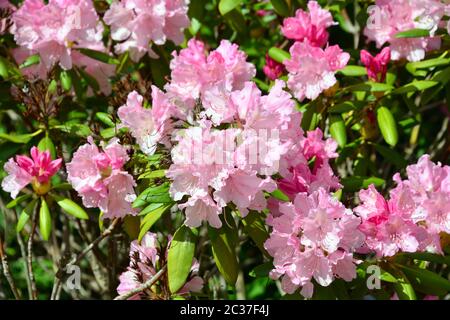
[
  {"xmin": 364, "ymin": 0, "xmax": 446, "ymax": 62},
  {"xmin": 66, "ymin": 137, "xmax": 137, "ymax": 219},
  {"xmin": 167, "ymin": 39, "xmax": 255, "ymax": 111},
  {"xmin": 397, "ymin": 155, "xmax": 450, "ymax": 236},
  {"xmin": 263, "ymin": 54, "xmax": 284, "ymax": 80},
  {"xmin": 360, "ymin": 47, "xmax": 391, "ymax": 82},
  {"xmin": 355, "ymin": 185, "xmax": 428, "ymax": 257},
  {"xmin": 117, "ymin": 232, "xmax": 203, "ymax": 299},
  {"xmin": 11, "ymin": 0, "xmax": 114, "ymax": 94},
  {"xmin": 281, "ymin": 1, "xmax": 335, "ymax": 47},
  {"xmin": 118, "ymin": 90, "xmax": 174, "ymax": 155},
  {"xmin": 104, "ymin": 0, "xmax": 190, "ymax": 62},
  {"xmin": 264, "ymin": 188, "xmax": 364, "ymax": 298},
  {"xmin": 2, "ymin": 146, "xmax": 62, "ymax": 198},
  {"xmin": 284, "ymin": 41, "xmax": 349, "ymax": 101}
]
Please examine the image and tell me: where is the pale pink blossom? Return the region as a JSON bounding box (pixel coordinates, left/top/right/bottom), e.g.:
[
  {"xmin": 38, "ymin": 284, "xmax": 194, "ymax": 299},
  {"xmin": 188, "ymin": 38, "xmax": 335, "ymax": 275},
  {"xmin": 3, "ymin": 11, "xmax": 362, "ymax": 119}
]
[
  {"xmin": 364, "ymin": 0, "xmax": 446, "ymax": 61},
  {"xmin": 167, "ymin": 39, "xmax": 255, "ymax": 110},
  {"xmin": 104, "ymin": 0, "xmax": 190, "ymax": 62},
  {"xmin": 265, "ymin": 188, "xmax": 364, "ymax": 298},
  {"xmin": 118, "ymin": 90, "xmax": 174, "ymax": 155},
  {"xmin": 11, "ymin": 0, "xmax": 114, "ymax": 94},
  {"xmin": 360, "ymin": 47, "xmax": 391, "ymax": 82},
  {"xmin": 2, "ymin": 146, "xmax": 62, "ymax": 198},
  {"xmin": 284, "ymin": 41, "xmax": 349, "ymax": 101},
  {"xmin": 281, "ymin": 1, "xmax": 335, "ymax": 47},
  {"xmin": 117, "ymin": 232, "xmax": 203, "ymax": 299},
  {"xmin": 66, "ymin": 137, "xmax": 137, "ymax": 219}
]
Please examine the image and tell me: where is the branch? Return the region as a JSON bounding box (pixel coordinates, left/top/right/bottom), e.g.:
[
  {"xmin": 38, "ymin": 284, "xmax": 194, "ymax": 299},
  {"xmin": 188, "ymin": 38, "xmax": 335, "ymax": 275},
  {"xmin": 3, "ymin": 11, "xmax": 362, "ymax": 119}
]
[
  {"xmin": 51, "ymin": 218, "xmax": 120, "ymax": 299},
  {"xmin": 113, "ymin": 265, "xmax": 167, "ymax": 300},
  {"xmin": 27, "ymin": 207, "xmax": 38, "ymax": 300},
  {"xmin": 0, "ymin": 235, "xmax": 21, "ymax": 299}
]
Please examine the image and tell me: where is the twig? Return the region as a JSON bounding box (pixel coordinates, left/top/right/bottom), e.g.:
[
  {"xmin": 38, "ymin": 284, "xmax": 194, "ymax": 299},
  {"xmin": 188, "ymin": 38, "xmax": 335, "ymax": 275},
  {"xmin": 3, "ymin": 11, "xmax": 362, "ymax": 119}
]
[
  {"xmin": 0, "ymin": 235, "xmax": 21, "ymax": 299},
  {"xmin": 27, "ymin": 207, "xmax": 38, "ymax": 300},
  {"xmin": 113, "ymin": 265, "xmax": 167, "ymax": 300},
  {"xmin": 51, "ymin": 218, "xmax": 120, "ymax": 299}
]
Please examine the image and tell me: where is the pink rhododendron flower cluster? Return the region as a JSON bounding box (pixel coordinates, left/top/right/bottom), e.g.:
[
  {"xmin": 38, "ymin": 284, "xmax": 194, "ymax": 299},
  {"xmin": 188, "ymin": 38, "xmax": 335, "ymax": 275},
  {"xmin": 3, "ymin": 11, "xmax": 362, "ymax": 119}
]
[
  {"xmin": 281, "ymin": 1, "xmax": 336, "ymax": 47},
  {"xmin": 264, "ymin": 188, "xmax": 365, "ymax": 299},
  {"xmin": 364, "ymin": 0, "xmax": 446, "ymax": 62},
  {"xmin": 2, "ymin": 146, "xmax": 62, "ymax": 198},
  {"xmin": 11, "ymin": 0, "xmax": 115, "ymax": 94},
  {"xmin": 66, "ymin": 137, "xmax": 137, "ymax": 219},
  {"xmin": 360, "ymin": 47, "xmax": 391, "ymax": 83},
  {"xmin": 277, "ymin": 128, "xmax": 341, "ymax": 202},
  {"xmin": 117, "ymin": 232, "xmax": 203, "ymax": 300},
  {"xmin": 104, "ymin": 0, "xmax": 190, "ymax": 62},
  {"xmin": 284, "ymin": 41, "xmax": 349, "ymax": 101},
  {"xmin": 355, "ymin": 155, "xmax": 450, "ymax": 257},
  {"xmin": 118, "ymin": 89, "xmax": 173, "ymax": 155}
]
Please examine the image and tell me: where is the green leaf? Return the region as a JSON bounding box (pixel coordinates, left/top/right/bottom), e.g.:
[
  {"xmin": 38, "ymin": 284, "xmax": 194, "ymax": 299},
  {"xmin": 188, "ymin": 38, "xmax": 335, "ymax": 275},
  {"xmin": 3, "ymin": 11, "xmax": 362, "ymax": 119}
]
[
  {"xmin": 38, "ymin": 135, "xmax": 56, "ymax": 159},
  {"xmin": 241, "ymin": 211, "xmax": 269, "ymax": 256},
  {"xmin": 51, "ymin": 183, "xmax": 73, "ymax": 191},
  {"xmin": 208, "ymin": 215, "xmax": 239, "ymax": 286},
  {"xmin": 338, "ymin": 65, "xmax": 367, "ymax": 77},
  {"xmin": 270, "ymin": 0, "xmax": 290, "ymax": 17},
  {"xmin": 16, "ymin": 199, "xmax": 38, "ymax": 233},
  {"xmin": 218, "ymin": 0, "xmax": 242, "ymax": 15},
  {"xmin": 376, "ymin": 106, "xmax": 398, "ymax": 147},
  {"xmin": 60, "ymin": 70, "xmax": 72, "ymax": 92},
  {"xmin": 268, "ymin": 47, "xmax": 290, "ymax": 64},
  {"xmin": 395, "ymin": 28, "xmax": 430, "ymax": 38},
  {"xmin": 329, "ymin": 114, "xmax": 347, "ymax": 148},
  {"xmin": 329, "ymin": 101, "xmax": 365, "ymax": 114},
  {"xmin": 138, "ymin": 203, "xmax": 172, "ymax": 241},
  {"xmin": 138, "ymin": 169, "xmax": 167, "ymax": 180},
  {"xmin": 391, "ymin": 80, "xmax": 439, "ymax": 95},
  {"xmin": 398, "ymin": 264, "xmax": 450, "ymax": 296},
  {"xmin": 346, "ymin": 82, "xmax": 393, "ymax": 93},
  {"xmin": 249, "ymin": 262, "xmax": 273, "ymax": 278},
  {"xmin": 52, "ymin": 195, "xmax": 89, "ymax": 220},
  {"xmin": 95, "ymin": 112, "xmax": 115, "ymax": 127},
  {"xmin": 133, "ymin": 183, "xmax": 172, "ymax": 208},
  {"xmin": 0, "ymin": 129, "xmax": 43, "ymax": 144},
  {"xmin": 406, "ymin": 57, "xmax": 450, "ymax": 74},
  {"xmin": 78, "ymin": 48, "xmax": 119, "ymax": 65},
  {"xmin": 54, "ymin": 123, "xmax": 91, "ymax": 138},
  {"xmin": 393, "ymin": 270, "xmax": 417, "ymax": 300},
  {"xmin": 39, "ymin": 198, "xmax": 52, "ymax": 241},
  {"xmin": 341, "ymin": 176, "xmax": 385, "ymax": 192},
  {"xmin": 269, "ymin": 189, "xmax": 289, "ymax": 202},
  {"xmin": 20, "ymin": 54, "xmax": 40, "ymax": 69},
  {"xmin": 373, "ymin": 143, "xmax": 408, "ymax": 169},
  {"xmin": 7, "ymin": 194, "xmax": 32, "ymax": 209},
  {"xmin": 167, "ymin": 226, "xmax": 198, "ymax": 293},
  {"xmin": 0, "ymin": 57, "xmax": 8, "ymax": 79}
]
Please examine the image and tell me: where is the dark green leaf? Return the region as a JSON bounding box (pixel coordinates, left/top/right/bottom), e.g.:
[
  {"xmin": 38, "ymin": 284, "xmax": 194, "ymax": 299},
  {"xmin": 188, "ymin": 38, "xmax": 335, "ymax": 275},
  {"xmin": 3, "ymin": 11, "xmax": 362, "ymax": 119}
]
[{"xmin": 167, "ymin": 226, "xmax": 198, "ymax": 293}]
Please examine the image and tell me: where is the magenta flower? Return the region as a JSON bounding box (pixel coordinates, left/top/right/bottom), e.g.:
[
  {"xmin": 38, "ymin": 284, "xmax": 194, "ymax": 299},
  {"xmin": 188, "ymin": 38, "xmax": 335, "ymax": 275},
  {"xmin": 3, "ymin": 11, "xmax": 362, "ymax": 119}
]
[
  {"xmin": 263, "ymin": 54, "xmax": 285, "ymax": 80},
  {"xmin": 284, "ymin": 41, "xmax": 349, "ymax": 101},
  {"xmin": 117, "ymin": 232, "xmax": 203, "ymax": 300},
  {"xmin": 2, "ymin": 147, "xmax": 62, "ymax": 198},
  {"xmin": 281, "ymin": 1, "xmax": 335, "ymax": 47},
  {"xmin": 66, "ymin": 137, "xmax": 137, "ymax": 219},
  {"xmin": 2, "ymin": 146, "xmax": 62, "ymax": 198},
  {"xmin": 360, "ymin": 47, "xmax": 391, "ymax": 82},
  {"xmin": 264, "ymin": 188, "xmax": 364, "ymax": 298}
]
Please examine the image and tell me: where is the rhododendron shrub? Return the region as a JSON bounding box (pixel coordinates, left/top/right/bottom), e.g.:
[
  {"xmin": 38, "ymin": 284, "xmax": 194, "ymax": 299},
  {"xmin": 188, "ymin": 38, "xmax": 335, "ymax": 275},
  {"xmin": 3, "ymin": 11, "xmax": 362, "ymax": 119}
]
[{"xmin": 0, "ymin": 0, "xmax": 449, "ymax": 301}]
